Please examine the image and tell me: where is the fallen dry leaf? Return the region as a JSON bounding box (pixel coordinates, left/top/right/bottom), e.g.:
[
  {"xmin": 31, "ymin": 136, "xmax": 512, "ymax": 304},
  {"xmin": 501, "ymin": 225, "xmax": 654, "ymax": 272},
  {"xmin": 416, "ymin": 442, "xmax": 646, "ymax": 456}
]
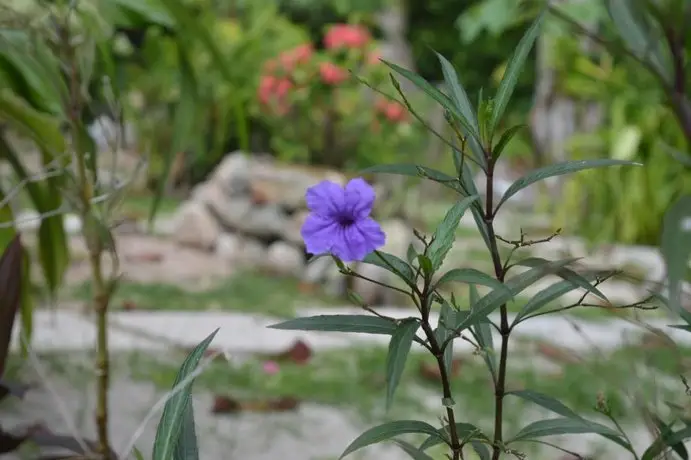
[
  {"xmin": 121, "ymin": 300, "xmax": 137, "ymax": 311},
  {"xmin": 274, "ymin": 340, "xmax": 312, "ymax": 365},
  {"xmin": 211, "ymin": 395, "xmax": 300, "ymax": 414}
]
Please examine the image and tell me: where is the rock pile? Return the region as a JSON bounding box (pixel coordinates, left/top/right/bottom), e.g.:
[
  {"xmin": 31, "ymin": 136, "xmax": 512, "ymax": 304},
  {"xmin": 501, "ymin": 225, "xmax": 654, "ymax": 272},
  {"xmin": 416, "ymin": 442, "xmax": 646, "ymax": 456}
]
[{"xmin": 171, "ymin": 152, "xmax": 415, "ymax": 305}]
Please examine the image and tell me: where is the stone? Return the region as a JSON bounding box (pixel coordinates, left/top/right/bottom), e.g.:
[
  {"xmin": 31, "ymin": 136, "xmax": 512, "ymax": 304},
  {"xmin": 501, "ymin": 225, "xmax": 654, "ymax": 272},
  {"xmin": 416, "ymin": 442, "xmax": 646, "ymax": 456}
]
[
  {"xmin": 351, "ymin": 219, "xmax": 414, "ymax": 306},
  {"xmin": 248, "ymin": 162, "xmax": 346, "ymax": 211},
  {"xmin": 283, "ymin": 211, "xmax": 309, "ymax": 245},
  {"xmin": 266, "ymin": 241, "xmax": 305, "ymax": 275},
  {"xmin": 191, "ymin": 181, "xmax": 226, "ymax": 207},
  {"xmin": 302, "ymin": 256, "xmax": 348, "ymax": 298},
  {"xmin": 171, "ymin": 202, "xmax": 220, "ymax": 251},
  {"xmin": 215, "ymin": 232, "xmax": 243, "ymax": 261},
  {"xmin": 210, "ymin": 151, "xmax": 252, "ymax": 196},
  {"xmin": 207, "ymin": 196, "xmax": 253, "ymax": 230},
  {"xmin": 236, "ymin": 205, "xmax": 288, "ymax": 238}
]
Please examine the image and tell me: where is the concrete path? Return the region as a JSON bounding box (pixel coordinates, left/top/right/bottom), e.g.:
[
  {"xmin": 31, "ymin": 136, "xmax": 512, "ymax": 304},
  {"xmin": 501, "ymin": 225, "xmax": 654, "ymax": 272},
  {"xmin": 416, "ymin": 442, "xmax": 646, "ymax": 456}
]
[{"xmin": 11, "ymin": 307, "xmax": 689, "ymax": 354}]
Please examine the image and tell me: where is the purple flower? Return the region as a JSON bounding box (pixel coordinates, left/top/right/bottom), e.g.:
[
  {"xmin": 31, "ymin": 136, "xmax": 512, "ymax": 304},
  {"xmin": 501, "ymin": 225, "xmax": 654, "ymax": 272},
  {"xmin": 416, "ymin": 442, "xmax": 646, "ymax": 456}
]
[{"xmin": 301, "ymin": 177, "xmax": 386, "ymax": 262}]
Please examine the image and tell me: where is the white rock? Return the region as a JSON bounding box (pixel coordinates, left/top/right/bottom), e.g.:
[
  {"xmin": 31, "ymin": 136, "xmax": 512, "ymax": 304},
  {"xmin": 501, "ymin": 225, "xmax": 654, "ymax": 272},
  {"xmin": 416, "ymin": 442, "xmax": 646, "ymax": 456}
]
[
  {"xmin": 266, "ymin": 241, "xmax": 304, "ymax": 275},
  {"xmin": 215, "ymin": 232, "xmax": 243, "ymax": 261},
  {"xmin": 171, "ymin": 202, "xmax": 220, "ymax": 251},
  {"xmin": 210, "ymin": 152, "xmax": 252, "ymax": 196}
]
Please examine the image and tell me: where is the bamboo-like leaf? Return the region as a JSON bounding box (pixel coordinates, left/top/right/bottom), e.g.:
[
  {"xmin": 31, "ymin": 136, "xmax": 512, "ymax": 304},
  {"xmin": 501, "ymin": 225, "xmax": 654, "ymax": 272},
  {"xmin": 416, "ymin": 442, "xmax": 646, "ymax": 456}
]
[
  {"xmin": 427, "ymin": 195, "xmax": 480, "ymax": 270},
  {"xmin": 152, "ymin": 329, "xmax": 218, "ymax": 460},
  {"xmin": 509, "ymin": 417, "xmax": 622, "ymax": 443},
  {"xmin": 385, "ymin": 319, "xmax": 419, "ymax": 409},
  {"xmin": 269, "ymin": 315, "xmax": 399, "ymax": 336},
  {"xmin": 340, "ymin": 421, "xmax": 443, "ymax": 459}
]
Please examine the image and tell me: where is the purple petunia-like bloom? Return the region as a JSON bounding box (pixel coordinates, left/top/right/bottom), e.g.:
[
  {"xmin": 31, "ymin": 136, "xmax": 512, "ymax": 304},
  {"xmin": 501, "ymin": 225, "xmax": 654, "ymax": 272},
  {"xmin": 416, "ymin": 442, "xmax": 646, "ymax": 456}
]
[{"xmin": 301, "ymin": 177, "xmax": 386, "ymax": 262}]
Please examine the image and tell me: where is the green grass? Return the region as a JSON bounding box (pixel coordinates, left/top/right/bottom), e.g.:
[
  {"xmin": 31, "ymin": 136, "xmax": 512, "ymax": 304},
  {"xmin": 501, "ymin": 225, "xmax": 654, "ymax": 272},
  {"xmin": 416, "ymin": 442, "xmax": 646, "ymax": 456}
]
[
  {"xmin": 118, "ymin": 193, "xmax": 182, "ymax": 217},
  {"xmin": 66, "ymin": 271, "xmax": 341, "ymax": 317},
  {"xmin": 127, "ymin": 336, "xmax": 690, "ymax": 433}
]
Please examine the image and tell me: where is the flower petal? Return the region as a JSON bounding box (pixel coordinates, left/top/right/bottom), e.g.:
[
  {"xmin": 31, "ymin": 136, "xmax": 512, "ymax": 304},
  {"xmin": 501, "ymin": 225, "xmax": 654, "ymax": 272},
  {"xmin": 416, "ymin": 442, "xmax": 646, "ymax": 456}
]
[
  {"xmin": 331, "ymin": 217, "xmax": 386, "ymax": 262},
  {"xmin": 301, "ymin": 214, "xmax": 340, "ymax": 255},
  {"xmin": 305, "ymin": 181, "xmax": 345, "ymax": 217},
  {"xmin": 344, "ymin": 177, "xmax": 376, "ymax": 219}
]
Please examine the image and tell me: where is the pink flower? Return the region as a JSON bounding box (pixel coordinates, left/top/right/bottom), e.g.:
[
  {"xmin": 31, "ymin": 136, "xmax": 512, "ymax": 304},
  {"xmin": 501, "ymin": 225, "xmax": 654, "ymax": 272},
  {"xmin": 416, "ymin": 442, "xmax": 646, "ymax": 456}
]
[
  {"xmin": 258, "ymin": 75, "xmax": 278, "ymax": 105},
  {"xmin": 292, "ymin": 43, "xmax": 314, "ymax": 64},
  {"xmin": 324, "ymin": 24, "xmax": 370, "ymax": 50},
  {"xmin": 384, "ymin": 102, "xmax": 407, "ymax": 122},
  {"xmin": 367, "ymin": 49, "xmax": 382, "ymax": 65},
  {"xmin": 262, "ymin": 360, "xmax": 280, "ymax": 375},
  {"xmin": 319, "ymin": 62, "xmax": 348, "ymax": 85},
  {"xmin": 275, "ymin": 78, "xmax": 293, "ymax": 97}
]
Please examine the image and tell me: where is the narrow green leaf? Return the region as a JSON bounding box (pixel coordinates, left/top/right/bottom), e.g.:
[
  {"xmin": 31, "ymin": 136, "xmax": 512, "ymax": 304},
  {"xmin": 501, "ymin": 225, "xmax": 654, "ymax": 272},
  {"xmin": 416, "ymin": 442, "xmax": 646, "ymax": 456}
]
[
  {"xmin": 490, "ymin": 13, "xmax": 544, "ymax": 133},
  {"xmin": 427, "ymin": 195, "xmax": 480, "ymax": 270},
  {"xmin": 363, "ymin": 251, "xmax": 415, "ymax": 285},
  {"xmin": 340, "ymin": 420, "xmax": 443, "ymax": 459},
  {"xmin": 471, "ymin": 441, "xmax": 491, "ymax": 460},
  {"xmin": 605, "ymin": 0, "xmax": 670, "ymax": 82},
  {"xmin": 507, "ymin": 390, "xmax": 580, "ymax": 419},
  {"xmin": 406, "ymin": 243, "xmax": 418, "ymax": 265},
  {"xmin": 149, "ymin": 45, "xmax": 198, "ymax": 227},
  {"xmin": 19, "ymin": 247, "xmax": 33, "ymax": 358},
  {"xmin": 152, "ymin": 329, "xmax": 218, "ymax": 460},
  {"xmin": 495, "ymin": 159, "xmax": 640, "ymax": 213},
  {"xmin": 492, "ymin": 125, "xmax": 526, "ymax": 160},
  {"xmin": 361, "ymin": 163, "xmax": 464, "ymax": 194},
  {"xmin": 458, "ymin": 154, "xmax": 492, "ymax": 251},
  {"xmin": 393, "ymin": 440, "xmax": 434, "ymax": 460},
  {"xmin": 458, "ymin": 258, "xmax": 579, "ymax": 331},
  {"xmin": 0, "ymin": 89, "xmax": 65, "ymax": 153},
  {"xmin": 435, "ymin": 301, "xmax": 460, "ymax": 377},
  {"xmin": 642, "ymin": 424, "xmax": 691, "ymax": 460},
  {"xmin": 419, "ymin": 422, "xmax": 487, "ymax": 450},
  {"xmin": 661, "ymin": 196, "xmax": 691, "ymax": 314},
  {"xmin": 509, "ymin": 417, "xmax": 622, "ymax": 443},
  {"xmin": 385, "ymin": 319, "xmax": 420, "ymax": 409},
  {"xmin": 269, "ymin": 315, "xmax": 399, "ymax": 335},
  {"xmin": 436, "ymin": 268, "xmax": 511, "ymax": 298},
  {"xmin": 434, "ymin": 52, "xmax": 479, "ymax": 136},
  {"xmin": 174, "ymin": 398, "xmax": 199, "ymax": 460},
  {"xmin": 514, "ymin": 257, "xmax": 607, "ymax": 301},
  {"xmin": 514, "ymin": 272, "xmax": 601, "ymax": 323},
  {"xmin": 469, "ymin": 284, "xmax": 495, "ymax": 378}
]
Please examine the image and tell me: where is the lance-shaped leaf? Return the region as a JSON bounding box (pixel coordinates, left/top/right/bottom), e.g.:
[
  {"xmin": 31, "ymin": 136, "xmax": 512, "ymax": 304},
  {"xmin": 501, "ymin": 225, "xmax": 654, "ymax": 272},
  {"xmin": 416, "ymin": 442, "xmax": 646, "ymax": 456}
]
[
  {"xmin": 508, "ymin": 417, "xmax": 622, "ymax": 443},
  {"xmin": 385, "ymin": 319, "xmax": 420, "ymax": 409},
  {"xmin": 362, "ymin": 251, "xmax": 415, "ymax": 285},
  {"xmin": 661, "ymin": 196, "xmax": 691, "ymax": 315},
  {"xmin": 270, "ymin": 315, "xmax": 412, "ymax": 338},
  {"xmin": 427, "ymin": 195, "xmax": 480, "ymax": 270},
  {"xmin": 340, "ymin": 420, "xmax": 443, "ymax": 459},
  {"xmin": 514, "ymin": 257, "xmax": 607, "ymax": 301}
]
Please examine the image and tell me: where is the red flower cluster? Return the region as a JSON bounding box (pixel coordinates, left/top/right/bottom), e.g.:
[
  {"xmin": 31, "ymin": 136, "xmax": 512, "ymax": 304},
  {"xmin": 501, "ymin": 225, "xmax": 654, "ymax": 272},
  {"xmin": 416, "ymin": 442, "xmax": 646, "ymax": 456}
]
[
  {"xmin": 375, "ymin": 97, "xmax": 408, "ymax": 123},
  {"xmin": 324, "ymin": 24, "xmax": 370, "ymax": 50}
]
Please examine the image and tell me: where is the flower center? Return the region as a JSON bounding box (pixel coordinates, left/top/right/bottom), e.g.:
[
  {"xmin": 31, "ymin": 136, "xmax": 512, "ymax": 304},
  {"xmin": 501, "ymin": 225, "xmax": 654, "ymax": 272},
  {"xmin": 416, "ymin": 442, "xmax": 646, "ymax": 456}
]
[{"xmin": 337, "ymin": 213, "xmax": 356, "ymax": 227}]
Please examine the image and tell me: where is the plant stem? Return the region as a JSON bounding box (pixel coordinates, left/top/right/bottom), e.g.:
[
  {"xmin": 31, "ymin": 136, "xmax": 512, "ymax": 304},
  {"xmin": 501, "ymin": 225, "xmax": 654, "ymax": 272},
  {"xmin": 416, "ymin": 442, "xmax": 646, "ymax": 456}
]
[
  {"xmin": 483, "ymin": 158, "xmax": 509, "ymax": 460},
  {"xmin": 62, "ymin": 15, "xmax": 112, "ymax": 459},
  {"xmin": 419, "ymin": 286, "xmax": 463, "ymax": 460}
]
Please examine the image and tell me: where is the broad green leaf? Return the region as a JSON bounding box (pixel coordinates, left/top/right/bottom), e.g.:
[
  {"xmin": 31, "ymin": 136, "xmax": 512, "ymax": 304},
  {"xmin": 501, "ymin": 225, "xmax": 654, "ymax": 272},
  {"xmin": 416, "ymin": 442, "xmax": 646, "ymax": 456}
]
[
  {"xmin": 508, "ymin": 417, "xmax": 621, "ymax": 443},
  {"xmin": 363, "ymin": 251, "xmax": 415, "ymax": 285},
  {"xmin": 436, "ymin": 268, "xmax": 511, "ymax": 299},
  {"xmin": 495, "ymin": 159, "xmax": 639, "ymax": 212},
  {"xmin": 174, "ymin": 397, "xmax": 199, "ymax": 460},
  {"xmin": 361, "ymin": 163, "xmax": 464, "ymax": 194},
  {"xmin": 269, "ymin": 315, "xmax": 399, "ymax": 335},
  {"xmin": 392, "ymin": 440, "xmax": 434, "ymax": 460},
  {"xmin": 469, "ymin": 284, "xmax": 495, "ymax": 378},
  {"xmin": 490, "ymin": 13, "xmax": 544, "ymax": 133},
  {"xmin": 493, "ymin": 125, "xmax": 526, "ymax": 160},
  {"xmin": 605, "ymin": 0, "xmax": 670, "ymax": 82},
  {"xmin": 0, "ymin": 89, "xmax": 65, "ymax": 153},
  {"xmin": 340, "ymin": 420, "xmax": 443, "ymax": 459},
  {"xmin": 642, "ymin": 416, "xmax": 691, "ymax": 460},
  {"xmin": 427, "ymin": 195, "xmax": 480, "ymax": 270},
  {"xmin": 457, "ymin": 258, "xmax": 579, "ymax": 331},
  {"xmin": 419, "ymin": 422, "xmax": 487, "ymax": 450},
  {"xmin": 385, "ymin": 319, "xmax": 420, "ymax": 409},
  {"xmin": 434, "ymin": 52, "xmax": 479, "ymax": 137},
  {"xmin": 506, "ymin": 390, "xmax": 580, "ymax": 419},
  {"xmin": 661, "ymin": 196, "xmax": 691, "ymax": 314},
  {"xmin": 514, "ymin": 257, "xmax": 606, "ymax": 301},
  {"xmin": 152, "ymin": 329, "xmax": 218, "ymax": 460},
  {"xmin": 514, "ymin": 272, "xmax": 600, "ymax": 323}
]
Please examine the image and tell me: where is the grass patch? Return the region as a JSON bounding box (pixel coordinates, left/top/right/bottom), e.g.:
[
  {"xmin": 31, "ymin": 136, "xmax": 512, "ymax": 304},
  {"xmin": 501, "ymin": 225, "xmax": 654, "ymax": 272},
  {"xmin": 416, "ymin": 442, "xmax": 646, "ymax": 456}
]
[
  {"xmin": 118, "ymin": 193, "xmax": 182, "ymax": 218},
  {"xmin": 127, "ymin": 337, "xmax": 690, "ymax": 433},
  {"xmin": 66, "ymin": 271, "xmax": 340, "ymax": 317}
]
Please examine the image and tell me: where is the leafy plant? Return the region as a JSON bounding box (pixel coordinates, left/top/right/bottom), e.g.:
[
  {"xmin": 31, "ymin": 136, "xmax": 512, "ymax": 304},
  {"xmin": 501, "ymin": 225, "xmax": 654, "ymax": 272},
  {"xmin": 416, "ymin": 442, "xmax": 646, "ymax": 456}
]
[{"xmin": 269, "ymin": 11, "xmax": 658, "ymax": 460}]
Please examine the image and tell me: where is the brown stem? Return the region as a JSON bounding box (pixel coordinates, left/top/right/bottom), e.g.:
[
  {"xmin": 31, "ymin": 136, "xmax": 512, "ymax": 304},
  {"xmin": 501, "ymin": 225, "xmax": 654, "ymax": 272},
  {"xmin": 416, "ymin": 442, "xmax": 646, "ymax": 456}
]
[
  {"xmin": 484, "ymin": 158, "xmax": 509, "ymax": 460},
  {"xmin": 62, "ymin": 13, "xmax": 112, "ymax": 459}
]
